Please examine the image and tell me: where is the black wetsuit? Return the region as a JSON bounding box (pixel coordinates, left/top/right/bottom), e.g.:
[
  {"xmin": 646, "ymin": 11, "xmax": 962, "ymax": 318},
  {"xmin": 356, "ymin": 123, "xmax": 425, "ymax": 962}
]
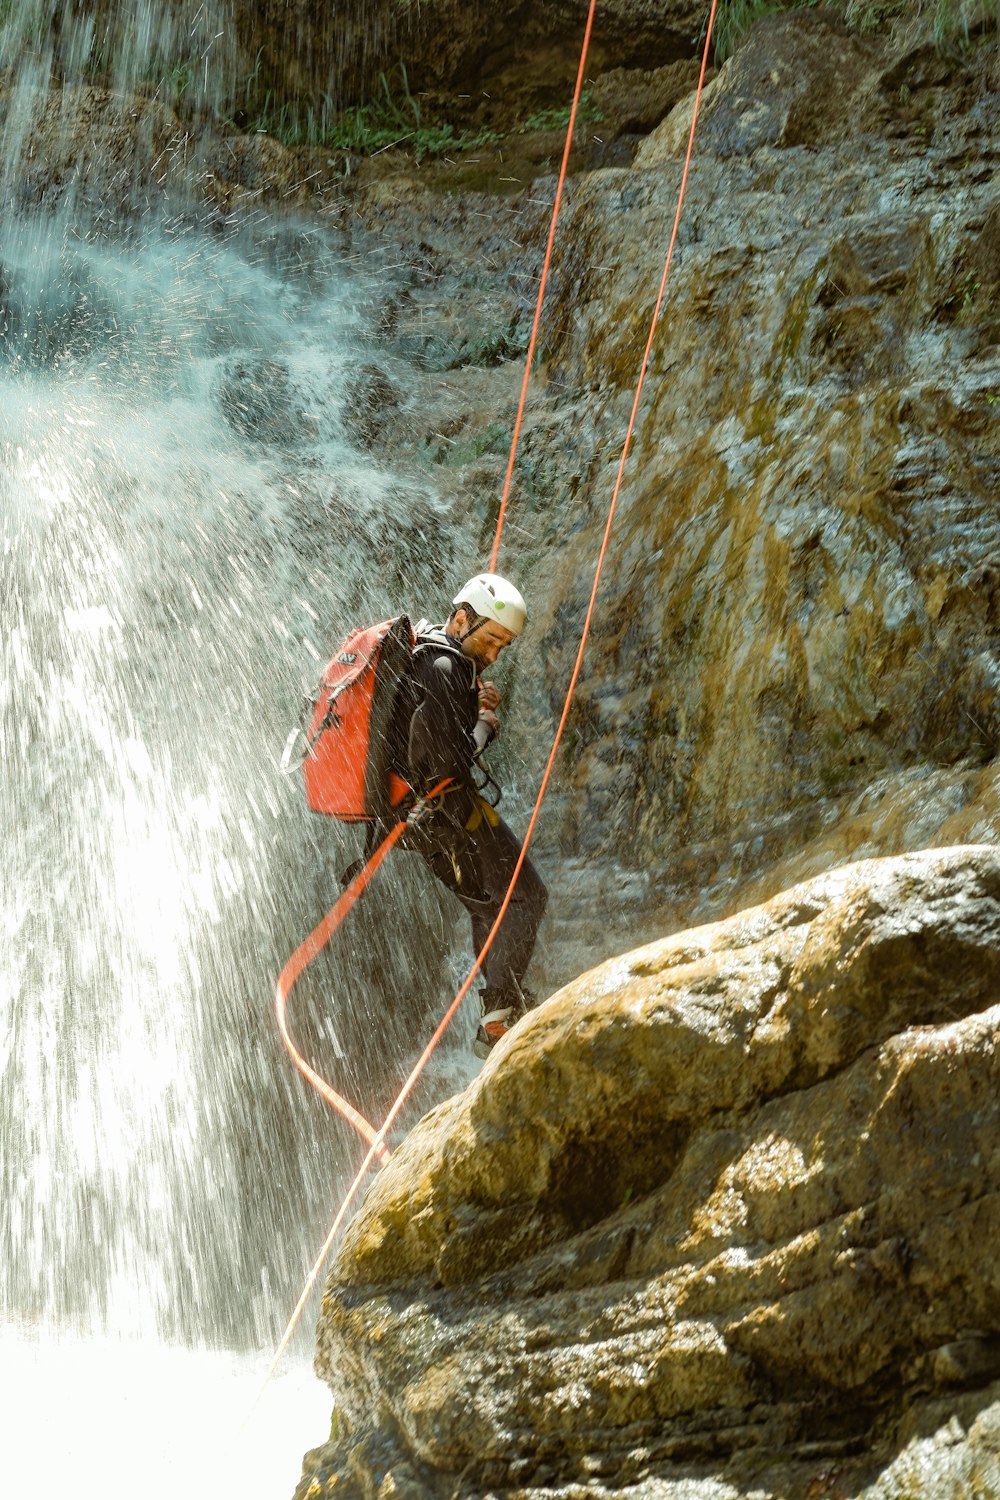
[{"xmin": 395, "ymin": 627, "xmax": 547, "ymax": 1002}]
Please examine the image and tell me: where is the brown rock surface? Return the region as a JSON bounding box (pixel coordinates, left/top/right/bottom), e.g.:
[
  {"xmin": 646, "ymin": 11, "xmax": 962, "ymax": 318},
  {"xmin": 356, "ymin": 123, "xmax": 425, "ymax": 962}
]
[
  {"xmin": 305, "ymin": 844, "xmax": 1000, "ymax": 1498},
  {"xmin": 235, "ymin": 0, "xmax": 706, "ymax": 120},
  {"xmin": 246, "ymin": 12, "xmax": 999, "ymax": 972},
  {"xmin": 503, "ymin": 12, "xmax": 1000, "ymax": 942},
  {"xmin": 589, "ymin": 59, "xmax": 713, "ymax": 138},
  {"xmin": 0, "ymin": 77, "xmax": 342, "ymax": 219}
]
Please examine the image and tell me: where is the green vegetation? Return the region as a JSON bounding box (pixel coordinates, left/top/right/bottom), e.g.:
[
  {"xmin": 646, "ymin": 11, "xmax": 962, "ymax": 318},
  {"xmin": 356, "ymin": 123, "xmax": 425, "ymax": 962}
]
[
  {"xmin": 133, "ymin": 54, "xmax": 195, "ymax": 97},
  {"xmin": 939, "ymin": 258, "xmax": 984, "ymax": 322},
  {"xmin": 713, "ymin": 0, "xmax": 998, "ymax": 61},
  {"xmin": 329, "ymin": 1406, "xmax": 351, "ymax": 1443},
  {"xmin": 249, "ymin": 68, "xmax": 607, "ymax": 162},
  {"xmin": 443, "ymin": 417, "xmax": 511, "ymax": 464},
  {"xmin": 0, "ymin": 0, "xmax": 49, "ymax": 48},
  {"xmin": 253, "ymin": 62, "xmax": 500, "ymax": 162},
  {"xmin": 162, "ymin": 59, "xmax": 194, "ymax": 98},
  {"xmin": 921, "ymin": 0, "xmax": 999, "ymax": 47},
  {"xmin": 325, "ymin": 113, "xmax": 499, "ymax": 161},
  {"xmin": 519, "ymin": 91, "xmax": 604, "ymax": 133}
]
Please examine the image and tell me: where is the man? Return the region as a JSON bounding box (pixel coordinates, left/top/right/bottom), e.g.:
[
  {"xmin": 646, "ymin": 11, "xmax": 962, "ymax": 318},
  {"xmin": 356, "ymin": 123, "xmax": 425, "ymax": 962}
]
[{"xmin": 397, "ymin": 572, "xmax": 547, "ymax": 1058}]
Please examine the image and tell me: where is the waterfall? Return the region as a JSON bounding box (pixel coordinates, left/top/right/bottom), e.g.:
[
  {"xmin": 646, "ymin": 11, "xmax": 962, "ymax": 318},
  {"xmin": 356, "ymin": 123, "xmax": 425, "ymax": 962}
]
[
  {"xmin": 0, "ymin": 1, "xmax": 240, "ymax": 123},
  {"xmin": 0, "ymin": 8, "xmax": 475, "ymax": 1481}
]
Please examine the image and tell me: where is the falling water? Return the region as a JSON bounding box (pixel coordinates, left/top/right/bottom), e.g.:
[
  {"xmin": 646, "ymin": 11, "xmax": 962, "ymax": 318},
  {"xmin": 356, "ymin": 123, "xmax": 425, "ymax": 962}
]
[
  {"xmin": 0, "ymin": 4, "xmax": 476, "ymax": 1492},
  {"xmin": 0, "ymin": 0, "xmax": 240, "ymax": 121}
]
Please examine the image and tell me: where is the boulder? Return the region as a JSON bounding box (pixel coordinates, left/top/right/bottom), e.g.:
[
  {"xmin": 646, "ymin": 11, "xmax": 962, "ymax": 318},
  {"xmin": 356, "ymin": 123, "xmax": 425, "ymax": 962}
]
[
  {"xmin": 304, "ymin": 844, "xmax": 1000, "ymax": 1497},
  {"xmin": 590, "ymin": 59, "xmax": 713, "ymax": 137},
  {"xmin": 637, "ymin": 11, "xmax": 877, "ymax": 166}
]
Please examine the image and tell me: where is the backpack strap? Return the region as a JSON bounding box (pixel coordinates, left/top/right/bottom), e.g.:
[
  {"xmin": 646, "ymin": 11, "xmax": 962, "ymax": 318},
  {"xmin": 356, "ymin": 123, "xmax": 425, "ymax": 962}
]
[
  {"xmin": 410, "ymin": 621, "xmax": 503, "ymax": 808},
  {"xmin": 410, "ymin": 624, "xmax": 478, "ymax": 692},
  {"xmin": 338, "ymin": 820, "xmax": 383, "ymax": 890}
]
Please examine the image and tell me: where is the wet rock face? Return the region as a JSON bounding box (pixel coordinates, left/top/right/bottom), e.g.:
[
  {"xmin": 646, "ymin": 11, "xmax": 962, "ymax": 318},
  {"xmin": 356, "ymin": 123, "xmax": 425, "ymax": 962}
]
[
  {"xmin": 590, "ymin": 57, "xmax": 713, "ymax": 137},
  {"xmin": 218, "ymin": 358, "xmax": 316, "ymax": 445},
  {"xmin": 306, "ymin": 845, "xmax": 1000, "ymax": 1497},
  {"xmin": 235, "ymin": 0, "xmax": 706, "ymax": 116},
  {"xmin": 514, "ymin": 14, "xmax": 1000, "ymax": 904},
  {"xmin": 697, "ymin": 11, "xmax": 874, "ymax": 154},
  {"xmin": 281, "ymin": 12, "xmax": 998, "ymax": 941}
]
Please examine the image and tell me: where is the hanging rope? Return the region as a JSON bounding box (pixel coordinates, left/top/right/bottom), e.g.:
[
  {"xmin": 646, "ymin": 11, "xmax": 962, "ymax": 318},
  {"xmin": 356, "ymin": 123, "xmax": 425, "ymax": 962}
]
[
  {"xmin": 274, "ymin": 0, "xmax": 600, "ymax": 1159},
  {"xmin": 274, "ymin": 828, "xmax": 404, "ymax": 1167},
  {"xmin": 267, "ymin": 0, "xmax": 721, "ymax": 1380},
  {"xmin": 490, "ymin": 0, "xmax": 598, "ymax": 571},
  {"xmin": 274, "ymin": 778, "xmax": 452, "ymax": 1161}
]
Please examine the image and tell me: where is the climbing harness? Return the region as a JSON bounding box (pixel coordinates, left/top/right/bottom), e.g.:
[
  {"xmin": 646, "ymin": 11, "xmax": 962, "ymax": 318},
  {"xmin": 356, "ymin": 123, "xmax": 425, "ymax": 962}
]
[{"xmin": 267, "ymin": 0, "xmax": 721, "ymax": 1382}]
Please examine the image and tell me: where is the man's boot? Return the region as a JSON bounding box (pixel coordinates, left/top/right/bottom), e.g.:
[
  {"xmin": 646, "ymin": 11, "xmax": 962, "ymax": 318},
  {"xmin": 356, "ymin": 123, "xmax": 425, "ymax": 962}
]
[{"xmin": 473, "ymin": 987, "xmax": 531, "ymax": 1060}]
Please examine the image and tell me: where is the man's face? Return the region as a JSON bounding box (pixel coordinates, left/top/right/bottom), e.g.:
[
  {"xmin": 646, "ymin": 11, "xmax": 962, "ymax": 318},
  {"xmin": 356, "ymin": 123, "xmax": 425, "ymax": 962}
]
[{"xmin": 456, "ymin": 612, "xmax": 517, "ymax": 668}]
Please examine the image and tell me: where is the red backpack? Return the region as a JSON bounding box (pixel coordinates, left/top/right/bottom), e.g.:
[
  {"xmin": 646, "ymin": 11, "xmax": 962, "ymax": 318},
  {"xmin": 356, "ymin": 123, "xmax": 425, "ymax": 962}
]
[{"xmin": 287, "ymin": 615, "xmax": 415, "ymax": 824}]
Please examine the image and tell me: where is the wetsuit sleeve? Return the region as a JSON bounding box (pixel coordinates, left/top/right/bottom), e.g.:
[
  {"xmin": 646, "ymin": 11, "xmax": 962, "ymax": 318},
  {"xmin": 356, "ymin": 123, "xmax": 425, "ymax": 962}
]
[
  {"xmin": 407, "ymin": 651, "xmax": 479, "ymax": 793},
  {"xmin": 472, "ymin": 716, "xmax": 495, "ymax": 753}
]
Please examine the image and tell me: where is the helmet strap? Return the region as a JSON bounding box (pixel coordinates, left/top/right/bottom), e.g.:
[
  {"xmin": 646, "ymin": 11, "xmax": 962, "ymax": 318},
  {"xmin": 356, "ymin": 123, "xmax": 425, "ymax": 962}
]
[{"xmin": 451, "ymin": 605, "xmax": 487, "ymax": 642}]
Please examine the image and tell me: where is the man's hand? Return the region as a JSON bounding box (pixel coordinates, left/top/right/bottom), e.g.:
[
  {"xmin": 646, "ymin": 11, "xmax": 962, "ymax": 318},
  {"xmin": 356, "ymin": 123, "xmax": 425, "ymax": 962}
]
[{"xmin": 477, "ymin": 679, "xmax": 501, "ymax": 712}]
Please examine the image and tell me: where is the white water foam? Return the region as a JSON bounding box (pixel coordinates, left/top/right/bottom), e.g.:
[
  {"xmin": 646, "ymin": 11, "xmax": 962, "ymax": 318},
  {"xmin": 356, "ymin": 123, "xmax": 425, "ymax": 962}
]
[{"xmin": 1, "ymin": 1325, "xmax": 330, "ymax": 1500}]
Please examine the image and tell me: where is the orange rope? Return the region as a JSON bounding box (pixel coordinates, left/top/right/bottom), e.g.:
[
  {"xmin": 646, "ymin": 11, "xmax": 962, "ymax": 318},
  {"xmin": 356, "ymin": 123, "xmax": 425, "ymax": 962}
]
[
  {"xmin": 274, "ymin": 0, "xmax": 599, "ymax": 1173},
  {"xmin": 269, "ymin": 0, "xmax": 720, "ymax": 1375},
  {"xmin": 274, "ymin": 781, "xmax": 451, "ymax": 1162},
  {"xmin": 274, "ymin": 823, "xmax": 406, "ymax": 1167},
  {"xmin": 490, "ymin": 0, "xmax": 598, "ymax": 571}
]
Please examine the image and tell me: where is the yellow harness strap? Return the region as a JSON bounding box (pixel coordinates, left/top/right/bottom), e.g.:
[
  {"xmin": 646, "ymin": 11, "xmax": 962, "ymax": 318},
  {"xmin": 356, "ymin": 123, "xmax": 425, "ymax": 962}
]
[{"xmin": 464, "ymin": 795, "xmax": 501, "ymax": 833}]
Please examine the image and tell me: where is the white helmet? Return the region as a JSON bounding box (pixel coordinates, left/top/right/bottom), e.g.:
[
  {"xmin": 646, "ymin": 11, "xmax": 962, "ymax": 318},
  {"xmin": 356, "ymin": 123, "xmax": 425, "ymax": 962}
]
[{"xmin": 452, "ymin": 572, "xmax": 527, "ymax": 637}]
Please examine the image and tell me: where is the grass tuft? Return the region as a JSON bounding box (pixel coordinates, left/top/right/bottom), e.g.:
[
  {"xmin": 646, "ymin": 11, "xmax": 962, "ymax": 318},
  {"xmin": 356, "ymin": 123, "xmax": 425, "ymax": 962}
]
[
  {"xmin": 253, "ymin": 61, "xmax": 501, "ymax": 162},
  {"xmin": 713, "ymin": 0, "xmax": 998, "ymax": 61},
  {"xmin": 518, "ymin": 90, "xmax": 604, "ymax": 133}
]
